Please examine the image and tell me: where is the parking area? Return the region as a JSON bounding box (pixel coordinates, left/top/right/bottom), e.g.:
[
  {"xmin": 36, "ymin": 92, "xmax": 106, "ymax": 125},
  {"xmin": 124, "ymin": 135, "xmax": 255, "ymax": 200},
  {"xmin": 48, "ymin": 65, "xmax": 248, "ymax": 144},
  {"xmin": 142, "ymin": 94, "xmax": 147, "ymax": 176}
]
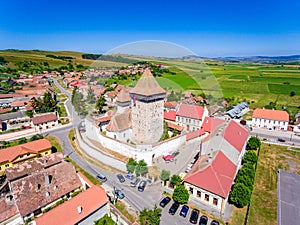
[{"xmin": 159, "ymin": 197, "xmax": 221, "ymax": 225}]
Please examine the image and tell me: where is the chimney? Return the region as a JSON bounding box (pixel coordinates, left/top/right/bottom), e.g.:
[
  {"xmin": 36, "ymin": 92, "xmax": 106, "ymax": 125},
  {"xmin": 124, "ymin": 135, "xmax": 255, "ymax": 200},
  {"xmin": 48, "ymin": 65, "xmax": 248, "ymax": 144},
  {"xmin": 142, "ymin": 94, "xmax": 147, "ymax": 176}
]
[
  {"xmin": 5, "ymin": 195, "xmax": 12, "ymax": 203},
  {"xmin": 77, "ymin": 206, "xmax": 82, "ymax": 214}
]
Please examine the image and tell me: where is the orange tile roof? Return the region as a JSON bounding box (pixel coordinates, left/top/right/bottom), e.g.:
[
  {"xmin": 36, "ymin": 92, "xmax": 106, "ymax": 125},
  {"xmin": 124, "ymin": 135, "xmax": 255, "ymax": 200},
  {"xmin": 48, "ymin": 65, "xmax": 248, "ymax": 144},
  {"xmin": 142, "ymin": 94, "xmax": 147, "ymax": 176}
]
[
  {"xmin": 252, "ymin": 108, "xmax": 289, "ymax": 122},
  {"xmin": 11, "ymin": 100, "xmax": 29, "ymax": 107},
  {"xmin": 184, "ymin": 151, "xmax": 237, "ymax": 198},
  {"xmin": 0, "ymin": 139, "xmax": 52, "ymax": 164},
  {"xmin": 35, "ymin": 185, "xmax": 108, "ymax": 225},
  {"xmin": 167, "ymin": 122, "xmax": 183, "ymax": 131}
]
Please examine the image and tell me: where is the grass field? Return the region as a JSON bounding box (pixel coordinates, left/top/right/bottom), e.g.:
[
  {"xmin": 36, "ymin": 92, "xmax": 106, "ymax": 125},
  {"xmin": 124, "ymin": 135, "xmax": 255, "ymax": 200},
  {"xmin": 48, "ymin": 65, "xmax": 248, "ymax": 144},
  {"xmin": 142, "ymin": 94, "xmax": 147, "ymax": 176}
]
[
  {"xmin": 229, "ymin": 143, "xmax": 300, "ymax": 225},
  {"xmin": 0, "ymin": 50, "xmax": 126, "ymax": 68}
]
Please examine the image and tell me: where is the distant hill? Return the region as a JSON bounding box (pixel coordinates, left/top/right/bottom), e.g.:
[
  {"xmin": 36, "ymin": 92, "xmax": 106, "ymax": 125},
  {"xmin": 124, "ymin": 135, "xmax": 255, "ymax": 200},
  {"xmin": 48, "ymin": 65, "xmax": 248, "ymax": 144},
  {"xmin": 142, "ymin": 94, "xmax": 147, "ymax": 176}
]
[{"xmin": 216, "ymin": 55, "xmax": 300, "ymax": 63}]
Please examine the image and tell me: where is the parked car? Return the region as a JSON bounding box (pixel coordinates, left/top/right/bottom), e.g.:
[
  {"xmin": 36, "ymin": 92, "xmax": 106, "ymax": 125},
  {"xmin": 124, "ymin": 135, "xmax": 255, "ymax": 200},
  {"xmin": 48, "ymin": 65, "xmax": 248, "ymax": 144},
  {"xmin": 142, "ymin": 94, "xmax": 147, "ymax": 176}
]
[
  {"xmin": 96, "ymin": 174, "xmax": 107, "ymax": 182},
  {"xmin": 159, "ymin": 196, "xmax": 171, "ymax": 208},
  {"xmin": 278, "ymin": 138, "xmax": 286, "ymax": 142},
  {"xmin": 199, "ymin": 215, "xmax": 208, "ymax": 225},
  {"xmin": 189, "ymin": 209, "xmax": 199, "ymax": 224},
  {"xmin": 168, "ymin": 202, "xmax": 180, "ymax": 215},
  {"xmin": 210, "ymin": 220, "xmax": 219, "ymax": 225},
  {"xmin": 130, "ymin": 178, "xmax": 140, "ymax": 187},
  {"xmin": 117, "ymin": 174, "xmax": 125, "ymax": 183},
  {"xmin": 114, "ymin": 189, "xmax": 125, "ymax": 199},
  {"xmin": 179, "ymin": 205, "xmax": 189, "ymax": 217},
  {"xmin": 138, "ymin": 180, "xmax": 147, "ymax": 192},
  {"xmin": 125, "ymin": 173, "xmax": 134, "ymax": 180}
]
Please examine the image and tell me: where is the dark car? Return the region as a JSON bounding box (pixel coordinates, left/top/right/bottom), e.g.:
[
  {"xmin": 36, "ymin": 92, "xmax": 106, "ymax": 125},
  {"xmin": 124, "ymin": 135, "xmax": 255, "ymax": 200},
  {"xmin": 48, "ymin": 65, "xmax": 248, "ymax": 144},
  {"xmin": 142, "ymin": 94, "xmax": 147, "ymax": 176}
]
[
  {"xmin": 159, "ymin": 196, "xmax": 171, "ymax": 208},
  {"xmin": 210, "ymin": 220, "xmax": 219, "ymax": 225},
  {"xmin": 117, "ymin": 174, "xmax": 125, "ymax": 183},
  {"xmin": 179, "ymin": 205, "xmax": 189, "ymax": 217},
  {"xmin": 96, "ymin": 174, "xmax": 107, "ymax": 182},
  {"xmin": 278, "ymin": 138, "xmax": 286, "ymax": 142},
  {"xmin": 189, "ymin": 209, "xmax": 199, "ymax": 224},
  {"xmin": 168, "ymin": 202, "xmax": 180, "ymax": 215},
  {"xmin": 125, "ymin": 173, "xmax": 134, "ymax": 180},
  {"xmin": 115, "ymin": 189, "xmax": 125, "ymax": 199},
  {"xmin": 138, "ymin": 180, "xmax": 147, "ymax": 192},
  {"xmin": 199, "ymin": 215, "xmax": 208, "ymax": 225}
]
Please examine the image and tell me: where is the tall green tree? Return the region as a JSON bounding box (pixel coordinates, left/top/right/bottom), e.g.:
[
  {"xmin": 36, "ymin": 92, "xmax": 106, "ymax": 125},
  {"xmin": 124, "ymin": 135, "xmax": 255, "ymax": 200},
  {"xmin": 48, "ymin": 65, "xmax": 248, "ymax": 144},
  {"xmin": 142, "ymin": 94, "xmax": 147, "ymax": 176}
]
[
  {"xmin": 126, "ymin": 158, "xmax": 137, "ymax": 173},
  {"xmin": 172, "ymin": 185, "xmax": 189, "ymax": 204},
  {"xmin": 160, "ymin": 170, "xmax": 170, "ymax": 182},
  {"xmin": 170, "ymin": 174, "xmax": 182, "ymax": 186},
  {"xmin": 229, "ymin": 183, "xmax": 252, "ymax": 207},
  {"xmin": 139, "ymin": 205, "xmax": 162, "ymax": 225},
  {"xmin": 243, "ymin": 150, "xmax": 258, "ymax": 165},
  {"xmin": 247, "ymin": 136, "xmax": 261, "ymax": 150},
  {"xmin": 95, "ymin": 95, "xmax": 106, "ymax": 113},
  {"xmin": 135, "ymin": 160, "xmax": 148, "ymax": 176},
  {"xmin": 86, "ymin": 86, "xmax": 96, "ymax": 104}
]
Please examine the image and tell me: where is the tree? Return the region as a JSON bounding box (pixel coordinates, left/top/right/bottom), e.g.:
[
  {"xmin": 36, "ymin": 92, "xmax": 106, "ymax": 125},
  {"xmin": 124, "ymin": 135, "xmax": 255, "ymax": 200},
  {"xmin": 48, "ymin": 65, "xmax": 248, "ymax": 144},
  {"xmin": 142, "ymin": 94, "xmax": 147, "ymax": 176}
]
[
  {"xmin": 71, "ymin": 86, "xmax": 77, "ymax": 104},
  {"xmin": 172, "ymin": 185, "xmax": 190, "ymax": 204},
  {"xmin": 86, "ymin": 86, "xmax": 96, "ymax": 104},
  {"xmin": 135, "ymin": 160, "xmax": 148, "ymax": 176},
  {"xmin": 290, "ymin": 91, "xmax": 296, "ymax": 96},
  {"xmin": 243, "ymin": 150, "xmax": 258, "ymax": 165},
  {"xmin": 94, "ymin": 214, "xmax": 115, "ymax": 225},
  {"xmin": 170, "ymin": 174, "xmax": 182, "ymax": 187},
  {"xmin": 139, "ymin": 205, "xmax": 162, "ymax": 225},
  {"xmin": 29, "ymin": 134, "xmax": 43, "ymax": 142},
  {"xmin": 160, "ymin": 170, "xmax": 170, "ymax": 185},
  {"xmin": 17, "ymin": 137, "xmax": 27, "ymax": 145},
  {"xmin": 229, "ymin": 183, "xmax": 252, "ymax": 207},
  {"xmin": 247, "ymin": 136, "xmax": 261, "ymax": 150},
  {"xmin": 95, "ymin": 95, "xmax": 106, "ymax": 113},
  {"xmin": 126, "ymin": 158, "xmax": 137, "ymax": 173}
]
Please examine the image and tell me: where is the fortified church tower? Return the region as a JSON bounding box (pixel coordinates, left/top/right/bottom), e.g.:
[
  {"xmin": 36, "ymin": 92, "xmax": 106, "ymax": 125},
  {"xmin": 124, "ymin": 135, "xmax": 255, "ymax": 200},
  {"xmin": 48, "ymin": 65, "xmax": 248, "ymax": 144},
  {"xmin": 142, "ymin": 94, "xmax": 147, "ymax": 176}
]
[{"xmin": 130, "ymin": 68, "xmax": 166, "ymax": 144}]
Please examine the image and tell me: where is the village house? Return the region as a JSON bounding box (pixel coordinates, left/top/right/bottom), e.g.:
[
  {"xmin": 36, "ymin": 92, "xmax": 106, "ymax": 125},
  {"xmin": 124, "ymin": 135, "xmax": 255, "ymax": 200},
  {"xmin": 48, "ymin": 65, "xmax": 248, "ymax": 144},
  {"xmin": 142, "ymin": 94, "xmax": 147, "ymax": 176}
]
[
  {"xmin": 0, "ymin": 111, "xmax": 30, "ymax": 131},
  {"xmin": 0, "ymin": 152, "xmax": 82, "ymax": 224},
  {"xmin": 0, "ymin": 139, "xmax": 52, "ymax": 173},
  {"xmin": 31, "ymin": 113, "xmax": 59, "ymax": 131},
  {"xmin": 176, "ymin": 103, "xmax": 209, "ymax": 132},
  {"xmin": 252, "ymin": 108, "xmax": 289, "ymax": 130},
  {"xmin": 33, "ymin": 185, "xmax": 109, "ymax": 225},
  {"xmin": 184, "ymin": 120, "xmax": 249, "ymax": 213}
]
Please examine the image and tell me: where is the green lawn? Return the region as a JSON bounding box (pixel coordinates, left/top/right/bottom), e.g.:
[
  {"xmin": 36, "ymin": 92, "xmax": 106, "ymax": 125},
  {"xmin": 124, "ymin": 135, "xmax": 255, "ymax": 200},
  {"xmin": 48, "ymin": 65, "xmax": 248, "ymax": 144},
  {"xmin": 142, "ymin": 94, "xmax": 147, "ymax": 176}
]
[{"xmin": 268, "ymin": 84, "xmax": 300, "ymax": 94}]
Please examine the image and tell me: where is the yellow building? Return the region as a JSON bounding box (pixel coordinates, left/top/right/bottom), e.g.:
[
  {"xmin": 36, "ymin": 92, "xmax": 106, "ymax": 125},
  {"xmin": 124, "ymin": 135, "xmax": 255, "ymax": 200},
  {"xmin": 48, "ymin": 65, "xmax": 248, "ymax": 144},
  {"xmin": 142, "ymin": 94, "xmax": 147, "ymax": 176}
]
[{"xmin": 0, "ymin": 139, "xmax": 52, "ymax": 173}]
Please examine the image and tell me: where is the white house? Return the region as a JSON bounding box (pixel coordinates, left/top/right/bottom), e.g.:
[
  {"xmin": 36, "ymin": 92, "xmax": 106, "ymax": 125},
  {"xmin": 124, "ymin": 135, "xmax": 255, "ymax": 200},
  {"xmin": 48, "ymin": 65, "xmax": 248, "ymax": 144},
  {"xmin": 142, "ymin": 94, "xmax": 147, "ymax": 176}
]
[
  {"xmin": 252, "ymin": 108, "xmax": 289, "ymax": 130},
  {"xmin": 176, "ymin": 103, "xmax": 208, "ymax": 132},
  {"xmin": 31, "ymin": 113, "xmax": 59, "ymax": 131}
]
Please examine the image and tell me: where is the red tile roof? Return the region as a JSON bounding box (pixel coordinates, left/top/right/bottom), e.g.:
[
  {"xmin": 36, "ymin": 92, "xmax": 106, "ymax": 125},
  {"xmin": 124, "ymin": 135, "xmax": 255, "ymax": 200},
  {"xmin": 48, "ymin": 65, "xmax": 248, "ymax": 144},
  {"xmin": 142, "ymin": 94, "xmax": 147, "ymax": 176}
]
[
  {"xmin": 0, "ymin": 139, "xmax": 52, "ymax": 164},
  {"xmin": 31, "ymin": 113, "xmax": 58, "ymax": 125},
  {"xmin": 252, "ymin": 108, "xmax": 289, "ymax": 122},
  {"xmin": 35, "ymin": 185, "xmax": 108, "ymax": 225},
  {"xmin": 184, "ymin": 151, "xmax": 237, "ymax": 198},
  {"xmin": 186, "ymin": 129, "xmax": 205, "ymax": 141},
  {"xmin": 164, "ymin": 110, "xmax": 176, "ymax": 121},
  {"xmin": 177, "ymin": 104, "xmax": 204, "ymax": 120},
  {"xmin": 222, "ymin": 120, "xmax": 249, "ymax": 152},
  {"xmin": 202, "ymin": 117, "xmax": 226, "ymax": 133}
]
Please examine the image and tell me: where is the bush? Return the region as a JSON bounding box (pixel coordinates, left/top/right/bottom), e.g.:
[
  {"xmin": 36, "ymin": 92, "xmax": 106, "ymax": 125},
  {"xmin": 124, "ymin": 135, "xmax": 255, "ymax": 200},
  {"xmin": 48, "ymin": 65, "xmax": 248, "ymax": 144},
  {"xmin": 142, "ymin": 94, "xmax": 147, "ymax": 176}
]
[{"xmin": 172, "ymin": 185, "xmax": 189, "ymax": 204}]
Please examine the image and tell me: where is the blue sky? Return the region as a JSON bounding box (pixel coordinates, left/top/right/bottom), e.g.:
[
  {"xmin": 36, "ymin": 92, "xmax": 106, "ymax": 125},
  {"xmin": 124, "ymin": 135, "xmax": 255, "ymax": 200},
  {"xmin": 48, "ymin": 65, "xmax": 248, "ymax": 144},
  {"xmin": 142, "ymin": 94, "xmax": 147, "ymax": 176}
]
[{"xmin": 0, "ymin": 0, "xmax": 299, "ymax": 57}]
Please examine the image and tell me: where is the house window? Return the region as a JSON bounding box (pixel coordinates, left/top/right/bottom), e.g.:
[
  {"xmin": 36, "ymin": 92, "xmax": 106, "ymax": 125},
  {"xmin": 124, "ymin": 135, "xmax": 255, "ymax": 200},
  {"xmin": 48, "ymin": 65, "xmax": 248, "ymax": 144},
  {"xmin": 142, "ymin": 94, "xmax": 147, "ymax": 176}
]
[
  {"xmin": 189, "ymin": 187, "xmax": 194, "ymax": 194},
  {"xmin": 5, "ymin": 164, "xmax": 9, "ymax": 168},
  {"xmin": 197, "ymin": 190, "xmax": 201, "ymax": 198},
  {"xmin": 205, "ymin": 194, "xmax": 209, "ymax": 201},
  {"xmin": 0, "ymin": 166, "xmax": 1, "ymax": 170},
  {"xmin": 20, "ymin": 155, "xmax": 23, "ymax": 159},
  {"xmin": 45, "ymin": 152, "xmax": 48, "ymax": 155},
  {"xmin": 27, "ymin": 153, "xmax": 30, "ymax": 156},
  {"xmin": 213, "ymin": 198, "xmax": 218, "ymax": 205}
]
